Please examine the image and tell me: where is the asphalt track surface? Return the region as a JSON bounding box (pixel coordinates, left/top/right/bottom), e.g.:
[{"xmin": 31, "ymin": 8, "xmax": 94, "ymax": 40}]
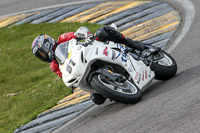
[{"xmin": 2, "ymin": 0, "xmax": 200, "ymax": 133}]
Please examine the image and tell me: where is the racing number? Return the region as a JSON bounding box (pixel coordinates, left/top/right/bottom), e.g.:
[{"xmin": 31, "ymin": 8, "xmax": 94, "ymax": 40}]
[{"xmin": 66, "ymin": 59, "xmax": 76, "ymax": 73}]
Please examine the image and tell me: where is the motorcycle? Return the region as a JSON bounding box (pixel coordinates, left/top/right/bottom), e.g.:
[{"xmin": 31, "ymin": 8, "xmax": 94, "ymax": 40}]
[{"xmin": 55, "ymin": 26, "xmax": 177, "ymax": 104}]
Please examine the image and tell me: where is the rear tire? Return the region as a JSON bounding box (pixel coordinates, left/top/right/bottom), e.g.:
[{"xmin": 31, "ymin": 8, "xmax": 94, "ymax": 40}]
[
  {"xmin": 150, "ymin": 50, "xmax": 177, "ymax": 80},
  {"xmin": 90, "ymin": 74, "xmax": 142, "ymax": 104}
]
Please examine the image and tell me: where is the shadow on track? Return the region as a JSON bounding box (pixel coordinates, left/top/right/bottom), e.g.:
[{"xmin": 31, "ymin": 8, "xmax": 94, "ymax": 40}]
[{"xmin": 142, "ymin": 65, "xmax": 200, "ymax": 102}]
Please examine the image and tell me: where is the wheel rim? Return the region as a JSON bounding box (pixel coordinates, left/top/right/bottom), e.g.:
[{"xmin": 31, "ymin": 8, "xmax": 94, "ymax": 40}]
[
  {"xmin": 154, "ymin": 53, "xmax": 173, "ymax": 66},
  {"xmin": 98, "ymin": 75, "xmax": 138, "ymax": 95}
]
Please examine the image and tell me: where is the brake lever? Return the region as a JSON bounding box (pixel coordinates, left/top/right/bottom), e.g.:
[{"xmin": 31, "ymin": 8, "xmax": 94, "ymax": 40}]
[{"xmin": 82, "ymin": 35, "xmax": 97, "ymax": 47}]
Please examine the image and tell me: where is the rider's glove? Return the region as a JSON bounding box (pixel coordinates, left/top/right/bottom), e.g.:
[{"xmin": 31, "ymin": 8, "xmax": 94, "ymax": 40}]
[
  {"xmin": 86, "ymin": 32, "xmax": 94, "ymax": 43},
  {"xmin": 83, "ymin": 32, "xmax": 94, "ymax": 47}
]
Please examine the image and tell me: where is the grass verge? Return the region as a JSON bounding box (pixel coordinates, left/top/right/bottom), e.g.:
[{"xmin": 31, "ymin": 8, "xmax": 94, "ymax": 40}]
[{"xmin": 0, "ymin": 22, "xmax": 102, "ymax": 133}]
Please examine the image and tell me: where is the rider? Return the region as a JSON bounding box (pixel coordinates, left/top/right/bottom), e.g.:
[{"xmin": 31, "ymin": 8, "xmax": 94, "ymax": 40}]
[{"xmin": 31, "ymin": 25, "xmax": 146, "ymax": 105}]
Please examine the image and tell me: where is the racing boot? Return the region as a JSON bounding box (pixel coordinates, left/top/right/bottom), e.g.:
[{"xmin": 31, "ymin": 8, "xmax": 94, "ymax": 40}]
[
  {"xmin": 95, "ymin": 25, "xmax": 146, "ymax": 51},
  {"xmin": 125, "ymin": 38, "xmax": 146, "ymax": 52},
  {"xmin": 70, "ymin": 86, "xmax": 76, "ymax": 94},
  {"xmin": 90, "ymin": 93, "xmax": 107, "ymax": 105}
]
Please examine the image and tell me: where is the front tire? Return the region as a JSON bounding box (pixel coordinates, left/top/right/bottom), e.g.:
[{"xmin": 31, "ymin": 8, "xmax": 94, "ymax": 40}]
[
  {"xmin": 150, "ymin": 50, "xmax": 177, "ymax": 80},
  {"xmin": 90, "ymin": 74, "xmax": 142, "ymax": 104}
]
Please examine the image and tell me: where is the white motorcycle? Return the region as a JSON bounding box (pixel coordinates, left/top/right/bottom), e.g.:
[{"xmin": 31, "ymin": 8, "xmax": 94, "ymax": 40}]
[{"xmin": 55, "ymin": 27, "xmax": 177, "ymax": 104}]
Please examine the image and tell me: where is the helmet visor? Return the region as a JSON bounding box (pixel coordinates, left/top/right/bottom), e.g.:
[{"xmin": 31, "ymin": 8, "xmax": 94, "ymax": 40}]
[
  {"xmin": 34, "ymin": 42, "xmax": 52, "ymax": 63},
  {"xmin": 35, "ymin": 47, "xmax": 49, "ymax": 62}
]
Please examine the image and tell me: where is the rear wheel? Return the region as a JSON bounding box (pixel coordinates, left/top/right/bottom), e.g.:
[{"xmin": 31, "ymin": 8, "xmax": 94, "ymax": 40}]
[
  {"xmin": 90, "ymin": 74, "xmax": 142, "ymax": 104},
  {"xmin": 150, "ymin": 50, "xmax": 177, "ymax": 80}
]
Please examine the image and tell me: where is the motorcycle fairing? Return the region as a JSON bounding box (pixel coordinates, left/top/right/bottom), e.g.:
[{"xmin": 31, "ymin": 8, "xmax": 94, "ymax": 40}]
[{"xmin": 58, "ymin": 39, "xmax": 155, "ymax": 90}]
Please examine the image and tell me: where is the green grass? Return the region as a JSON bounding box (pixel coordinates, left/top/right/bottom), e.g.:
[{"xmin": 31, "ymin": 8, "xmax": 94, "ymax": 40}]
[{"xmin": 0, "ymin": 22, "xmax": 102, "ymax": 133}]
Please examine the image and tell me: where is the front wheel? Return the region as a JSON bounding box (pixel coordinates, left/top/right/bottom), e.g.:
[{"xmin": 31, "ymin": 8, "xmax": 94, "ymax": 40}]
[
  {"xmin": 90, "ymin": 74, "xmax": 142, "ymax": 104},
  {"xmin": 150, "ymin": 50, "xmax": 177, "ymax": 80}
]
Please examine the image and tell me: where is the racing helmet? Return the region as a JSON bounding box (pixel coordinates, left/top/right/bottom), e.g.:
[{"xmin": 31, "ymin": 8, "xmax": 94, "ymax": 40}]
[{"xmin": 31, "ymin": 34, "xmax": 55, "ymax": 63}]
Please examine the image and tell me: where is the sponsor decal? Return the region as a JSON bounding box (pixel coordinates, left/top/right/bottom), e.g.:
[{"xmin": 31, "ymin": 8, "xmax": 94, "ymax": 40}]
[
  {"xmin": 68, "ymin": 51, "xmax": 72, "ymax": 59},
  {"xmin": 95, "ymin": 48, "xmax": 98, "ymax": 55},
  {"xmin": 145, "ymin": 70, "xmax": 148, "ymax": 79},
  {"xmin": 135, "ymin": 72, "xmax": 139, "ymax": 80},
  {"xmin": 112, "ymin": 50, "xmax": 116, "ymax": 61},
  {"xmin": 149, "ymin": 70, "xmax": 151, "ymax": 77},
  {"xmin": 121, "ymin": 53, "xmax": 127, "ymax": 62},
  {"xmin": 128, "ymin": 67, "xmax": 133, "ymax": 73},
  {"xmin": 142, "ymin": 71, "xmax": 144, "ymax": 81},
  {"xmin": 103, "ymin": 46, "xmax": 108, "ymax": 56},
  {"xmin": 135, "ymin": 72, "xmax": 141, "ymax": 84},
  {"xmin": 116, "ymin": 44, "xmax": 127, "ymax": 62}
]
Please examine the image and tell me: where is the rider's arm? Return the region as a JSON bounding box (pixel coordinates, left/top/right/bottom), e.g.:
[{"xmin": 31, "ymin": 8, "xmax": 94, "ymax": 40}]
[
  {"xmin": 57, "ymin": 32, "xmax": 77, "ymax": 44},
  {"xmin": 50, "ymin": 60, "xmax": 62, "ymax": 78}
]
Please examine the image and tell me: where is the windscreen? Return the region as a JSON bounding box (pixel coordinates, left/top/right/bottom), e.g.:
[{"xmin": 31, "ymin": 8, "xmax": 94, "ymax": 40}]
[{"xmin": 55, "ymin": 42, "xmax": 69, "ymax": 65}]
